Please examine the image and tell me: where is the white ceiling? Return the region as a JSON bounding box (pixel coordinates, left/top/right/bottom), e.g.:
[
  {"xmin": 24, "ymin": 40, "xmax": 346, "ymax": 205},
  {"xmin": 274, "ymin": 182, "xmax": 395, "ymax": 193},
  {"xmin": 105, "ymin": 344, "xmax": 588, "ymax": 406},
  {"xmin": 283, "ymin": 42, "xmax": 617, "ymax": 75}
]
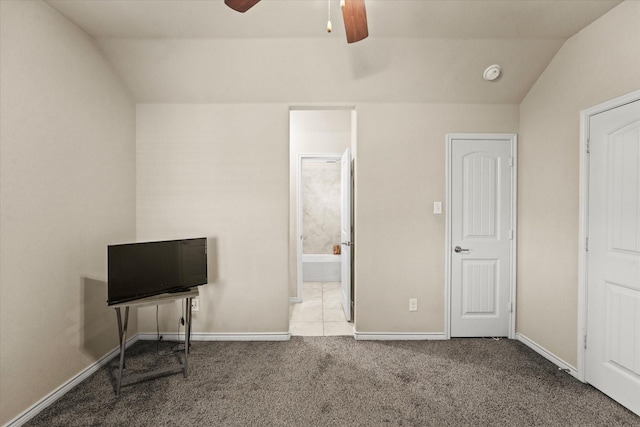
[{"xmin": 45, "ymin": 0, "xmax": 623, "ymax": 104}]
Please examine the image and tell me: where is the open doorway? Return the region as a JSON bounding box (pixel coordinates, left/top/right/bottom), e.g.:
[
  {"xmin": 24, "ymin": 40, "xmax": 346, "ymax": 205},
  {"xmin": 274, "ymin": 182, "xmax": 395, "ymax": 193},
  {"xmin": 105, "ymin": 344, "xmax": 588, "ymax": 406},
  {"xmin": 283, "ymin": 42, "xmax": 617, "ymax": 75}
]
[{"xmin": 288, "ymin": 109, "xmax": 355, "ymax": 336}]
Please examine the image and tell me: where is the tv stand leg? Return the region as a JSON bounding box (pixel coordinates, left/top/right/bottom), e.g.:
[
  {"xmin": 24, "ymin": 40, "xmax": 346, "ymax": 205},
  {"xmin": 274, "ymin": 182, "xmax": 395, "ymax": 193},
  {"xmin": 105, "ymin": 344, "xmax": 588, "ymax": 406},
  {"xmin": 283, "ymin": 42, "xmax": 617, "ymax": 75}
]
[
  {"xmin": 184, "ymin": 297, "xmax": 193, "ymax": 377},
  {"xmin": 115, "ymin": 306, "xmax": 129, "ymax": 396}
]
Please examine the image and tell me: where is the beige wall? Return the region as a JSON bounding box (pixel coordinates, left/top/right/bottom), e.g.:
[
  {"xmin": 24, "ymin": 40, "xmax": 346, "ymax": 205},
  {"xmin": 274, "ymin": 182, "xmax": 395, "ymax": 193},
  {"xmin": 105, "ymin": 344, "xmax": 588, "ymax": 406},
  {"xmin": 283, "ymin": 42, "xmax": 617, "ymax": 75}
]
[
  {"xmin": 355, "ymin": 103, "xmax": 519, "ymax": 333},
  {"xmin": 136, "ymin": 103, "xmax": 518, "ymax": 336},
  {"xmin": 136, "ymin": 104, "xmax": 290, "ymax": 334},
  {"xmin": 518, "ymin": 1, "xmax": 640, "ymax": 367},
  {"xmin": 0, "ymin": 1, "xmax": 136, "ymax": 424}
]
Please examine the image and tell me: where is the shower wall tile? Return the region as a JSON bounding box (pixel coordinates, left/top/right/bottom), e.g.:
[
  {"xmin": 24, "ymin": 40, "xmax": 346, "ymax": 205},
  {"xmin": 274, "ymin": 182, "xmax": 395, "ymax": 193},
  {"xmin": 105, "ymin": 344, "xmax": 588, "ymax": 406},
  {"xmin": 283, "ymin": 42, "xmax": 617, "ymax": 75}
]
[{"xmin": 302, "ymin": 163, "xmax": 340, "ymax": 254}]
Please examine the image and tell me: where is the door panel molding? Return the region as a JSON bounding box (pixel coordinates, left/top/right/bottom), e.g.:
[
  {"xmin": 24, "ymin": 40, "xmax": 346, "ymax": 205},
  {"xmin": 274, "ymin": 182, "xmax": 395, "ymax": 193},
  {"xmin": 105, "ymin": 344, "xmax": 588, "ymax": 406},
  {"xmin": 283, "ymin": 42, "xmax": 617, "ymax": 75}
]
[{"xmin": 445, "ymin": 133, "xmax": 517, "ymax": 339}]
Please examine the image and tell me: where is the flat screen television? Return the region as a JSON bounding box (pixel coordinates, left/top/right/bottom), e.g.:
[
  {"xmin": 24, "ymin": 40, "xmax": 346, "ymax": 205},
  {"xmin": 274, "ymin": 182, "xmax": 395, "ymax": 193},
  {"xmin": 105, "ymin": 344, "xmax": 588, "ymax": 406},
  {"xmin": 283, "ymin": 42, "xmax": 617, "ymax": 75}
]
[{"xmin": 108, "ymin": 238, "xmax": 208, "ymax": 306}]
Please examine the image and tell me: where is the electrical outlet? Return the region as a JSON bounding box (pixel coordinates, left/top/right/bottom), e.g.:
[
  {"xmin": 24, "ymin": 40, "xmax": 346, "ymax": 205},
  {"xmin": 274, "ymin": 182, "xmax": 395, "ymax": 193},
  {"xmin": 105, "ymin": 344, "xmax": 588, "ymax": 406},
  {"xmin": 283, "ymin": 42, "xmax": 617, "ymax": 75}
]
[
  {"xmin": 409, "ymin": 298, "xmax": 418, "ymax": 312},
  {"xmin": 191, "ymin": 298, "xmax": 199, "ymax": 312}
]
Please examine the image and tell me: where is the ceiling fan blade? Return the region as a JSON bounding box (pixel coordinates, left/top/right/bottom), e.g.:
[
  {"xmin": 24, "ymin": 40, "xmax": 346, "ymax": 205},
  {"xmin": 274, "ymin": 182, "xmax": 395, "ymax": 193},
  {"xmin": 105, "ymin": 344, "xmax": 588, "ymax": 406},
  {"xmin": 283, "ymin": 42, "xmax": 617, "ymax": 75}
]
[
  {"xmin": 224, "ymin": 0, "xmax": 261, "ymax": 13},
  {"xmin": 342, "ymin": 0, "xmax": 369, "ymax": 43}
]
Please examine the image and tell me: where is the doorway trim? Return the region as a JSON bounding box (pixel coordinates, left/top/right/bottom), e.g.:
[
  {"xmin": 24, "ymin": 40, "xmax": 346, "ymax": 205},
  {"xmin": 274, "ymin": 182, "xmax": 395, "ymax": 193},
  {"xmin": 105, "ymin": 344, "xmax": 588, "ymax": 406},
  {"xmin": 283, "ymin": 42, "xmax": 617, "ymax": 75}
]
[
  {"xmin": 444, "ymin": 133, "xmax": 518, "ymax": 339},
  {"xmin": 577, "ymin": 89, "xmax": 640, "ymax": 382},
  {"xmin": 295, "ymin": 153, "xmax": 342, "ymax": 303}
]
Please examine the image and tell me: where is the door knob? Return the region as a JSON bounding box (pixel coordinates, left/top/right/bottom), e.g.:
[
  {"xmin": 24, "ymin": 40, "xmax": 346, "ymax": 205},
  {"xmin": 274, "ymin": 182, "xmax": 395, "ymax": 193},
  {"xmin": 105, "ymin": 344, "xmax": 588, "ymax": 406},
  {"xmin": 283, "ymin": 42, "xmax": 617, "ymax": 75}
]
[
  {"xmin": 341, "ymin": 241, "xmax": 351, "ymax": 247},
  {"xmin": 454, "ymin": 246, "xmax": 470, "ymax": 253}
]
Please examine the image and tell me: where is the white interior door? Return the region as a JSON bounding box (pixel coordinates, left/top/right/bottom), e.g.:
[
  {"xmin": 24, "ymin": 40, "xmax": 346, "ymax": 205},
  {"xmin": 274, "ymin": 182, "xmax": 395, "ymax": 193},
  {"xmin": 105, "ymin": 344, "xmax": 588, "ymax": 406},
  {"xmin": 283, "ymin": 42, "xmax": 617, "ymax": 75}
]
[
  {"xmin": 340, "ymin": 146, "xmax": 352, "ymax": 321},
  {"xmin": 449, "ymin": 135, "xmax": 515, "ymax": 337},
  {"xmin": 585, "ymin": 99, "xmax": 640, "ymax": 415}
]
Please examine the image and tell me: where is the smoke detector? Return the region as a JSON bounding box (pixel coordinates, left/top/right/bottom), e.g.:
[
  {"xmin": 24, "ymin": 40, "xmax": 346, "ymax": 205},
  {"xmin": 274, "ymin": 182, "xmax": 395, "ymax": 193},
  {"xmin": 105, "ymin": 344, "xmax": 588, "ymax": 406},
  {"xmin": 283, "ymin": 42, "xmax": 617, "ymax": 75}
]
[{"xmin": 483, "ymin": 64, "xmax": 501, "ymax": 81}]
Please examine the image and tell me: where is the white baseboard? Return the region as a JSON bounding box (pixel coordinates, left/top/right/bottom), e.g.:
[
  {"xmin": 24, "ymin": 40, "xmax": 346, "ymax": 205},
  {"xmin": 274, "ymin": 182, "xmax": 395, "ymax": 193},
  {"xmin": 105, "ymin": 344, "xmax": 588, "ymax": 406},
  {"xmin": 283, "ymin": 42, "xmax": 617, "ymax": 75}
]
[
  {"xmin": 516, "ymin": 333, "xmax": 579, "ymax": 379},
  {"xmin": 289, "ymin": 296, "xmax": 301, "ymax": 304},
  {"xmin": 138, "ymin": 331, "xmax": 292, "ymax": 342},
  {"xmin": 4, "ymin": 335, "xmax": 139, "ymax": 427},
  {"xmin": 354, "ymin": 331, "xmax": 447, "ymax": 341}
]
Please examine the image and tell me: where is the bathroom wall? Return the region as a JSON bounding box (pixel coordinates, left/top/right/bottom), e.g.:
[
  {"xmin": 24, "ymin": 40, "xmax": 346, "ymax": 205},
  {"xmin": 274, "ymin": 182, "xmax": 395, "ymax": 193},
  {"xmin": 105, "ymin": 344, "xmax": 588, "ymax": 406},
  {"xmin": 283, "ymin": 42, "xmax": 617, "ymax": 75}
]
[{"xmin": 302, "ymin": 160, "xmax": 341, "ymax": 255}]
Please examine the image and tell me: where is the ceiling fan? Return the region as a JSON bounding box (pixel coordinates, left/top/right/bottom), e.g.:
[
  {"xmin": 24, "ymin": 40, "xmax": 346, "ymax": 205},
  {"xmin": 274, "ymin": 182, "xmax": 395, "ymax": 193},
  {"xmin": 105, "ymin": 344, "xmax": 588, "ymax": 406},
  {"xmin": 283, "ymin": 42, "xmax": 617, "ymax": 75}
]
[{"xmin": 224, "ymin": 0, "xmax": 369, "ymax": 43}]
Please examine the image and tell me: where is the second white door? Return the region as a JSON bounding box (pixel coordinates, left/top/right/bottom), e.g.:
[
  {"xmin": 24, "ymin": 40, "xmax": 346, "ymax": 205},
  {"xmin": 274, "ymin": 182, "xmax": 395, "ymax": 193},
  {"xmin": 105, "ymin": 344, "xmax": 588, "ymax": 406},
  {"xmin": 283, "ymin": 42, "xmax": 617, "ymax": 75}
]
[
  {"xmin": 448, "ymin": 134, "xmax": 515, "ymax": 337},
  {"xmin": 585, "ymin": 98, "xmax": 640, "ymax": 415}
]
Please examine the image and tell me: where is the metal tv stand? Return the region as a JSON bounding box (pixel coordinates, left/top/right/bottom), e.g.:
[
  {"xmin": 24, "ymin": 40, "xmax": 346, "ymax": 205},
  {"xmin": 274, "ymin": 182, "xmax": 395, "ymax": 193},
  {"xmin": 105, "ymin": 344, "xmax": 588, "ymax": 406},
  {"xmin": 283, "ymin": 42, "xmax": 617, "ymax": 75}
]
[{"xmin": 111, "ymin": 288, "xmax": 198, "ymax": 396}]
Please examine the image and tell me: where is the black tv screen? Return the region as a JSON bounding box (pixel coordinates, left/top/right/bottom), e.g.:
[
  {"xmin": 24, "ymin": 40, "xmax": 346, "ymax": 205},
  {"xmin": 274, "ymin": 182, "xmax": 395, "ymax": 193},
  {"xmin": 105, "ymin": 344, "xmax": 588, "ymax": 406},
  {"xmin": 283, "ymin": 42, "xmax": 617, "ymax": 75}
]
[{"xmin": 108, "ymin": 238, "xmax": 208, "ymax": 306}]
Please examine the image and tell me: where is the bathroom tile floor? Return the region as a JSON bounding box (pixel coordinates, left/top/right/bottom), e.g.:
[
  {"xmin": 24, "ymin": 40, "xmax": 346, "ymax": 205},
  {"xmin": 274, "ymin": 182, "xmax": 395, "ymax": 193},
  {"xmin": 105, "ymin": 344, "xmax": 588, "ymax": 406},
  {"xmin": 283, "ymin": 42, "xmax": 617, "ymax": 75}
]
[{"xmin": 289, "ymin": 282, "xmax": 353, "ymax": 336}]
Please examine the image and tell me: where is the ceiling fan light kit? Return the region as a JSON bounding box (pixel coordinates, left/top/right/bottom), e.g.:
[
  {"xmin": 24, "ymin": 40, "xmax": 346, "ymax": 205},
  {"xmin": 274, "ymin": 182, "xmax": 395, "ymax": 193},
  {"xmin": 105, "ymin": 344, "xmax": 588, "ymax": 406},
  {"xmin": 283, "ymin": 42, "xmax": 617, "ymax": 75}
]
[{"xmin": 224, "ymin": 0, "xmax": 369, "ymax": 43}]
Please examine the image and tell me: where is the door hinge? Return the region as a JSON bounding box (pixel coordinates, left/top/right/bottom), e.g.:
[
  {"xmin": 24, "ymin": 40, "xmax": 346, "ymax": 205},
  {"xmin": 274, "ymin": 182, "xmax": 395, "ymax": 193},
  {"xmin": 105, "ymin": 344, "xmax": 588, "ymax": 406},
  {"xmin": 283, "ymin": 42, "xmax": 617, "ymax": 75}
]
[
  {"xmin": 508, "ymin": 302, "xmax": 513, "ymax": 313},
  {"xmin": 585, "ymin": 237, "xmax": 589, "ymax": 252},
  {"xmin": 509, "ymin": 157, "xmax": 514, "ymax": 167},
  {"xmin": 586, "ymin": 138, "xmax": 590, "ymax": 154},
  {"xmin": 509, "ymin": 230, "xmax": 514, "ymax": 240},
  {"xmin": 583, "ymin": 334, "xmax": 587, "ymax": 349}
]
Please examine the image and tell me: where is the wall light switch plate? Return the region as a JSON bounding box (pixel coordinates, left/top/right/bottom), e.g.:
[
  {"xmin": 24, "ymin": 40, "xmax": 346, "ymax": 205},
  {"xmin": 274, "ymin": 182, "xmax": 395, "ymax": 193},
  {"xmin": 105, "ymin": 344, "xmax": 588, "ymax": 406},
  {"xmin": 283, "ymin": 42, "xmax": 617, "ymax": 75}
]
[
  {"xmin": 409, "ymin": 298, "xmax": 418, "ymax": 312},
  {"xmin": 433, "ymin": 201, "xmax": 442, "ymax": 215}
]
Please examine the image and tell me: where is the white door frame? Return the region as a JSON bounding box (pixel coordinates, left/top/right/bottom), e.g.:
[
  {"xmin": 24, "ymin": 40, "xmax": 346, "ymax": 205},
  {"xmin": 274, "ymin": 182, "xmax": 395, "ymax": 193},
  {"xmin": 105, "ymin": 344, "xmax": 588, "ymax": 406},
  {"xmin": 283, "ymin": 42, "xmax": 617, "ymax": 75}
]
[
  {"xmin": 296, "ymin": 153, "xmax": 341, "ymax": 302},
  {"xmin": 445, "ymin": 133, "xmax": 518, "ymax": 339},
  {"xmin": 577, "ymin": 89, "xmax": 640, "ymax": 382}
]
